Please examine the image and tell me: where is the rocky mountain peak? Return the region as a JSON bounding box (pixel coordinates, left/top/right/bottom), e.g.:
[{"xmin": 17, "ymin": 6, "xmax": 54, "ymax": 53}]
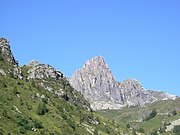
[
  {"xmin": 82, "ymin": 56, "xmax": 115, "ymax": 80},
  {"xmin": 0, "ymin": 38, "xmax": 17, "ymax": 65},
  {"xmin": 84, "ymin": 56, "xmax": 107, "ymax": 68},
  {"xmin": 26, "ymin": 60, "xmax": 40, "ymax": 67},
  {"xmin": 70, "ymin": 56, "xmax": 176, "ymax": 110},
  {"xmin": 70, "ymin": 56, "xmax": 124, "ymax": 110},
  {"xmin": 70, "ymin": 56, "xmax": 117, "ymax": 96},
  {"xmin": 81, "ymin": 56, "xmax": 110, "ymax": 76}
]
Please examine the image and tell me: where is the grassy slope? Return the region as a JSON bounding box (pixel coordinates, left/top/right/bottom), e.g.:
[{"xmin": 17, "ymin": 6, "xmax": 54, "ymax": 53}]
[
  {"xmin": 0, "ymin": 73, "xmax": 131, "ymax": 134},
  {"xmin": 0, "ymin": 47, "xmax": 132, "ymax": 135},
  {"xmin": 97, "ymin": 99, "xmax": 180, "ymax": 134}
]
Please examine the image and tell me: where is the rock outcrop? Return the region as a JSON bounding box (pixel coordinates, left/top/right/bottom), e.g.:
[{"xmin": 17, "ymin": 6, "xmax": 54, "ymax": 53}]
[
  {"xmin": 119, "ymin": 79, "xmax": 154, "ymax": 106},
  {"xmin": 0, "ymin": 38, "xmax": 17, "ymax": 65},
  {"xmin": 70, "ymin": 56, "xmax": 176, "ymax": 110},
  {"xmin": 0, "ymin": 38, "xmax": 22, "ymax": 78},
  {"xmin": 26, "ymin": 60, "xmax": 64, "ymax": 80},
  {"xmin": 25, "ymin": 60, "xmax": 90, "ymax": 110}
]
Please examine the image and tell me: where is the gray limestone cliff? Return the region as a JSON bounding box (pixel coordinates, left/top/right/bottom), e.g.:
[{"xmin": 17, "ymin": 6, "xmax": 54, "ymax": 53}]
[{"xmin": 70, "ymin": 56, "xmax": 176, "ymax": 110}]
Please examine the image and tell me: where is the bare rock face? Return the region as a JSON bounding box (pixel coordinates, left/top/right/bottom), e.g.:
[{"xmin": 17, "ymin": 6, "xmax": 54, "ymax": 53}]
[
  {"xmin": 0, "ymin": 38, "xmax": 16, "ymax": 65},
  {"xmin": 70, "ymin": 56, "xmax": 121, "ymax": 102},
  {"xmin": 26, "ymin": 60, "xmax": 63, "ymax": 80},
  {"xmin": 119, "ymin": 79, "xmax": 154, "ymax": 106},
  {"xmin": 70, "ymin": 56, "xmax": 176, "ymax": 110},
  {"xmin": 70, "ymin": 56, "xmax": 124, "ymax": 110},
  {"xmin": 0, "ymin": 38, "xmax": 22, "ymax": 78},
  {"xmin": 70, "ymin": 56, "xmax": 147, "ymax": 110}
]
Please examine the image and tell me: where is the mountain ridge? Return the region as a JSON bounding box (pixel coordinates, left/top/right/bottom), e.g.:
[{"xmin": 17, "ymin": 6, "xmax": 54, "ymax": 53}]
[
  {"xmin": 1, "ymin": 37, "xmax": 179, "ymax": 134},
  {"xmin": 70, "ymin": 56, "xmax": 177, "ymax": 110},
  {"xmin": 0, "ymin": 37, "xmax": 177, "ymax": 110}
]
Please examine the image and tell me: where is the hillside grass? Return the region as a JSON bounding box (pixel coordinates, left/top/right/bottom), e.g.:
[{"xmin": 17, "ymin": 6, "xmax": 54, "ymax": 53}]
[
  {"xmin": 97, "ymin": 99, "xmax": 180, "ymax": 134},
  {"xmin": 0, "ymin": 73, "xmax": 131, "ymax": 135}
]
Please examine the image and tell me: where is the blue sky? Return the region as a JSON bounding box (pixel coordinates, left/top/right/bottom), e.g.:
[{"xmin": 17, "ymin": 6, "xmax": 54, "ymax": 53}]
[{"xmin": 0, "ymin": 0, "xmax": 180, "ymax": 96}]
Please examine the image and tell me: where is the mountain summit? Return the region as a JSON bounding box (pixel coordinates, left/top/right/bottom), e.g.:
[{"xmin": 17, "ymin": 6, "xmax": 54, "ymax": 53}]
[
  {"xmin": 70, "ymin": 56, "xmax": 176, "ymax": 110},
  {"xmin": 70, "ymin": 56, "xmax": 122, "ymax": 110}
]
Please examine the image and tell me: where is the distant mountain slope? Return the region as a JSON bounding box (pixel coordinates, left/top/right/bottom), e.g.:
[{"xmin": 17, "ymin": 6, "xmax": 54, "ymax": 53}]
[
  {"xmin": 0, "ymin": 38, "xmax": 131, "ymax": 135},
  {"xmin": 70, "ymin": 56, "xmax": 177, "ymax": 110},
  {"xmin": 97, "ymin": 98, "xmax": 180, "ymax": 135}
]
